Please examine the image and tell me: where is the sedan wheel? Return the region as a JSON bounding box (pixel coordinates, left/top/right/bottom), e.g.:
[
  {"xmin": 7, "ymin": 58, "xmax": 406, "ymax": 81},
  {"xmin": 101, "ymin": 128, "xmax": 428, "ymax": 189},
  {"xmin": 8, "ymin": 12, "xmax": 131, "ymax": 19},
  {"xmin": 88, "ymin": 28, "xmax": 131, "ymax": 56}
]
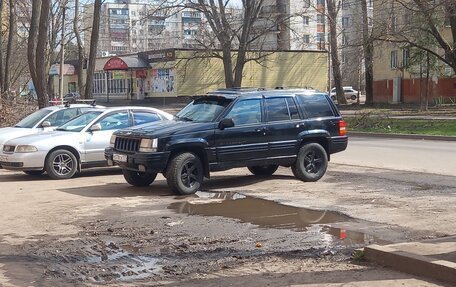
[{"xmin": 45, "ymin": 149, "xmax": 78, "ymax": 179}]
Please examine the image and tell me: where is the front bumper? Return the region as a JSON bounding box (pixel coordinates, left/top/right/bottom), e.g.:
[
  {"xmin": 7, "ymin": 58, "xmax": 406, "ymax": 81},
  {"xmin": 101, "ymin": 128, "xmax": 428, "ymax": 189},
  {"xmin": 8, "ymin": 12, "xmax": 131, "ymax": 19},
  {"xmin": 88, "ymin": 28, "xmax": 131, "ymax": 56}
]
[
  {"xmin": 0, "ymin": 151, "xmax": 46, "ymax": 171},
  {"xmin": 105, "ymin": 147, "xmax": 170, "ymax": 173}
]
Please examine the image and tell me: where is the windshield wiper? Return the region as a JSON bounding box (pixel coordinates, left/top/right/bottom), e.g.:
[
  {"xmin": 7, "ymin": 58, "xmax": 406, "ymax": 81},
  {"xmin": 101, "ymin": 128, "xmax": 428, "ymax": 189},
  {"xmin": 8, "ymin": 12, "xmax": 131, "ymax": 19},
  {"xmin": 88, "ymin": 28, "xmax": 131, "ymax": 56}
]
[
  {"xmin": 55, "ymin": 128, "xmax": 66, "ymax": 131},
  {"xmin": 13, "ymin": 125, "xmax": 23, "ymax": 128}
]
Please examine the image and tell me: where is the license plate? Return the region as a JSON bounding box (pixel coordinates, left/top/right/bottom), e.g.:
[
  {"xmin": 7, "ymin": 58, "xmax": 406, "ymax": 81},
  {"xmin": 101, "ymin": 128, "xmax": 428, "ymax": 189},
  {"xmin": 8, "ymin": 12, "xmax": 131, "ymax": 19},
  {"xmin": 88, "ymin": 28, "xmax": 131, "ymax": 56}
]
[
  {"xmin": 113, "ymin": 153, "xmax": 127, "ymax": 162},
  {"xmin": 0, "ymin": 155, "xmax": 7, "ymax": 162}
]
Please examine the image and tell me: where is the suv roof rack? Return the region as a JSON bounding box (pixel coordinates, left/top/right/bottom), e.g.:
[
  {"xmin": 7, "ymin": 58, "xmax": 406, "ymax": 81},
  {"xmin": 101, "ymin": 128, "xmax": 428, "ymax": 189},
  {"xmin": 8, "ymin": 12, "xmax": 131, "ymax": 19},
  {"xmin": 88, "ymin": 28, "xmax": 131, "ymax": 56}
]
[{"xmin": 49, "ymin": 100, "xmax": 71, "ymax": 107}]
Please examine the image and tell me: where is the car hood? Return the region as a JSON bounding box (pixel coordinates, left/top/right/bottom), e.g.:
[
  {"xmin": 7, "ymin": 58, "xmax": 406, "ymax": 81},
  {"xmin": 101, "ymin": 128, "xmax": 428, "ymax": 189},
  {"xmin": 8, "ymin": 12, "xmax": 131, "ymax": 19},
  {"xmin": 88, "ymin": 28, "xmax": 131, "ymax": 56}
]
[
  {"xmin": 4, "ymin": 131, "xmax": 81, "ymax": 150},
  {"xmin": 0, "ymin": 127, "xmax": 37, "ymax": 145},
  {"xmin": 115, "ymin": 120, "xmax": 216, "ymax": 138}
]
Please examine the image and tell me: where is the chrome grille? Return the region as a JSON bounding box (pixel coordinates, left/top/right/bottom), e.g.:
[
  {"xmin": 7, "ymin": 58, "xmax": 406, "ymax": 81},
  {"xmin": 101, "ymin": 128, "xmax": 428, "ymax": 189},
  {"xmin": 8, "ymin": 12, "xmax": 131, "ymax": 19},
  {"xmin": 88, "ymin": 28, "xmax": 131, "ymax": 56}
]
[{"xmin": 114, "ymin": 137, "xmax": 140, "ymax": 153}]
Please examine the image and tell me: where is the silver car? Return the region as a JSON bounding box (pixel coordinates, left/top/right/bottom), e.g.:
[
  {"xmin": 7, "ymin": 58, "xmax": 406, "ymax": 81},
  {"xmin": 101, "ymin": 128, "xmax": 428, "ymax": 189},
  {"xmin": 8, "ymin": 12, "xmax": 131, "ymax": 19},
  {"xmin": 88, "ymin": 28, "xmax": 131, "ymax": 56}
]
[
  {"xmin": 0, "ymin": 103, "xmax": 105, "ymax": 158},
  {"xmin": 0, "ymin": 106, "xmax": 173, "ymax": 179}
]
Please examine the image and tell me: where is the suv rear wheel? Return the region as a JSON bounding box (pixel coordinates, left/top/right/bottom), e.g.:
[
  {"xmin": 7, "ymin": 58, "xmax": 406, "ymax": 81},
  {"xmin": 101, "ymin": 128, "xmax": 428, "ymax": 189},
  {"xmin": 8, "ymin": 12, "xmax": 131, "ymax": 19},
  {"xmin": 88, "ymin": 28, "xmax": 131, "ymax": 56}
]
[
  {"xmin": 122, "ymin": 169, "xmax": 157, "ymax": 186},
  {"xmin": 166, "ymin": 152, "xmax": 203, "ymax": 195},
  {"xmin": 292, "ymin": 143, "xmax": 328, "ymax": 182},
  {"xmin": 248, "ymin": 164, "xmax": 279, "ymax": 176}
]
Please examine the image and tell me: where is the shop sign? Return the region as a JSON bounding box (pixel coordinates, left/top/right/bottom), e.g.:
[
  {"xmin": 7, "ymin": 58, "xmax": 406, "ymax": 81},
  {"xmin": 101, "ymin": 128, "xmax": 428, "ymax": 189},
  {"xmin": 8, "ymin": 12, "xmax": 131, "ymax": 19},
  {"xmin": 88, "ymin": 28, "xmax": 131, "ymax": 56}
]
[{"xmin": 139, "ymin": 49, "xmax": 175, "ymax": 63}]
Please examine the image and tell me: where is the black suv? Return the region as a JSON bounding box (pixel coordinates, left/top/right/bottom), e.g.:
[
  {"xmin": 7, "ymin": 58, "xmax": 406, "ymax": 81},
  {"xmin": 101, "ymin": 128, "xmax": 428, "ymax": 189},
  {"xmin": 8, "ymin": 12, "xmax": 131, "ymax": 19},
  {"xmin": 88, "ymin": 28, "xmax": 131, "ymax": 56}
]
[{"xmin": 105, "ymin": 88, "xmax": 348, "ymax": 195}]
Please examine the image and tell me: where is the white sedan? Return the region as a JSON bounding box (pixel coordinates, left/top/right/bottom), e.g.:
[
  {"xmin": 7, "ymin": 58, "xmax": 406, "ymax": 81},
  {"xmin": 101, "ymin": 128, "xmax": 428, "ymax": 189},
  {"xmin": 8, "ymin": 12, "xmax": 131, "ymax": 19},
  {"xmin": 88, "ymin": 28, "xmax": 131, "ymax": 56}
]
[
  {"xmin": 0, "ymin": 106, "xmax": 173, "ymax": 179},
  {"xmin": 0, "ymin": 103, "xmax": 105, "ymax": 160}
]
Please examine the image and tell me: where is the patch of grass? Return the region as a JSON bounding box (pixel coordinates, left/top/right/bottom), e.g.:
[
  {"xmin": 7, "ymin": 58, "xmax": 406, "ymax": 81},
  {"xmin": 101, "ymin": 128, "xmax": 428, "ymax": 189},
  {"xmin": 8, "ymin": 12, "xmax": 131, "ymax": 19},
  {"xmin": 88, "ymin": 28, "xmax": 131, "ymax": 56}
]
[{"xmin": 346, "ymin": 112, "xmax": 456, "ymax": 136}]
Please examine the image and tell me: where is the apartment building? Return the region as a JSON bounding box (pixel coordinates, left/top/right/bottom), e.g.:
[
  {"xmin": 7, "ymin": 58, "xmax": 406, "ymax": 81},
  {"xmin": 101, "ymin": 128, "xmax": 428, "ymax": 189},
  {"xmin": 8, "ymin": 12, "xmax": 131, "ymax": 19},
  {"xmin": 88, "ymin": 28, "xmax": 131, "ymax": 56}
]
[
  {"xmin": 84, "ymin": 0, "xmax": 203, "ymax": 56},
  {"xmin": 372, "ymin": 0, "xmax": 455, "ymax": 104}
]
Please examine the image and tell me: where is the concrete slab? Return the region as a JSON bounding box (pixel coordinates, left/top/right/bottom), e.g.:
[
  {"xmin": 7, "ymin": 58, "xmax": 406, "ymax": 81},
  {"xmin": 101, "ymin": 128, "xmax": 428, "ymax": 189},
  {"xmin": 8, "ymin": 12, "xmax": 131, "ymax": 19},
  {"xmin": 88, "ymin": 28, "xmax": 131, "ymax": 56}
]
[{"xmin": 364, "ymin": 236, "xmax": 456, "ymax": 285}]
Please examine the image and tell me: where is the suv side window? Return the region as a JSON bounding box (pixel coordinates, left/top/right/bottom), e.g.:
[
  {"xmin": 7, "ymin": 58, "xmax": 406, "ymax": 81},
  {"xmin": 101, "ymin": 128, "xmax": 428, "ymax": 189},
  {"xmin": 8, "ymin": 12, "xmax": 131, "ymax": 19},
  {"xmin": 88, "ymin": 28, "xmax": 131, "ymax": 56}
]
[
  {"xmin": 265, "ymin": 97, "xmax": 299, "ymax": 122},
  {"xmin": 225, "ymin": 99, "xmax": 261, "ymax": 125},
  {"xmin": 298, "ymin": 94, "xmax": 335, "ymax": 118}
]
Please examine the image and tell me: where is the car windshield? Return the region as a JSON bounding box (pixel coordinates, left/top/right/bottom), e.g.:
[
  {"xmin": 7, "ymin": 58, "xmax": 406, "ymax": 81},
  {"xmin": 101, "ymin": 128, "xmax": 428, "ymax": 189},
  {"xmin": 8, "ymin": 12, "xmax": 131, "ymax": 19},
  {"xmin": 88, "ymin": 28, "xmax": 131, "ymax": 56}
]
[
  {"xmin": 175, "ymin": 97, "xmax": 232, "ymax": 122},
  {"xmin": 14, "ymin": 109, "xmax": 53, "ymax": 128},
  {"xmin": 56, "ymin": 111, "xmax": 103, "ymax": 132}
]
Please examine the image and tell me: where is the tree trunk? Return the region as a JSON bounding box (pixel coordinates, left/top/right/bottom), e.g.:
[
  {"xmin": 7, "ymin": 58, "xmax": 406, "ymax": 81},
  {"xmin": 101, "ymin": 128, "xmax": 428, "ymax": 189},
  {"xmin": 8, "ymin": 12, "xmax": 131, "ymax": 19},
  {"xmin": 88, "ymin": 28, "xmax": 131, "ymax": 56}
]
[
  {"xmin": 326, "ymin": 0, "xmax": 347, "ymax": 104},
  {"xmin": 4, "ymin": 0, "xmax": 17, "ymax": 94},
  {"xmin": 222, "ymin": 47, "xmax": 234, "ymax": 88},
  {"xmin": 27, "ymin": 0, "xmax": 41, "ymax": 102},
  {"xmin": 234, "ymin": 48, "xmax": 246, "ymax": 88},
  {"xmin": 361, "ymin": 0, "xmax": 373, "ymax": 105},
  {"xmin": 0, "ymin": 0, "xmax": 4, "ymax": 97},
  {"xmin": 35, "ymin": 0, "xmax": 51, "ymax": 108},
  {"xmin": 425, "ymin": 52, "xmax": 430, "ymax": 111},
  {"xmin": 74, "ymin": 0, "xmax": 85, "ymax": 98},
  {"xmin": 84, "ymin": 0, "xmax": 102, "ymax": 99}
]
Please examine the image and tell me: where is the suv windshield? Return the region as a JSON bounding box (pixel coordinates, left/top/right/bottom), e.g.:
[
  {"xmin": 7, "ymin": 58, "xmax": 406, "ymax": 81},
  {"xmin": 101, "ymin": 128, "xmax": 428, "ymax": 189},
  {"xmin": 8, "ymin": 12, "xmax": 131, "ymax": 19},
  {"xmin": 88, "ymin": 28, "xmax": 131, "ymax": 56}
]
[
  {"xmin": 175, "ymin": 97, "xmax": 232, "ymax": 122},
  {"xmin": 56, "ymin": 111, "xmax": 103, "ymax": 132},
  {"xmin": 15, "ymin": 109, "xmax": 53, "ymax": 128}
]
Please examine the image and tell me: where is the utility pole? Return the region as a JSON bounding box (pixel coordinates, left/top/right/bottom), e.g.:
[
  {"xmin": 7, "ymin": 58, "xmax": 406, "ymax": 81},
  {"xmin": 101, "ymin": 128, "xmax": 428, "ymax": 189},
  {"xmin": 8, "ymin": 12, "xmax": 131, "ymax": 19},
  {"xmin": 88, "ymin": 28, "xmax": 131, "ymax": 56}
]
[{"xmin": 59, "ymin": 5, "xmax": 66, "ymax": 102}]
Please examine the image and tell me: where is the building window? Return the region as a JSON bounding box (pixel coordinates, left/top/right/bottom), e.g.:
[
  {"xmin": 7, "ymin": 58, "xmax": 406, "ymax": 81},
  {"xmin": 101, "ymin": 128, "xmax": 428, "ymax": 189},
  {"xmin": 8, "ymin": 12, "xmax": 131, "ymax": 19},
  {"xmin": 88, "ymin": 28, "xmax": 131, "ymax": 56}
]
[
  {"xmin": 368, "ymin": 0, "xmax": 373, "ymax": 7},
  {"xmin": 317, "ymin": 14, "xmax": 325, "ymax": 24},
  {"xmin": 390, "ymin": 50, "xmax": 398, "ymax": 69},
  {"xmin": 303, "ymin": 34, "xmax": 310, "ymax": 43},
  {"xmin": 341, "ymin": 54, "xmax": 347, "ymax": 64},
  {"xmin": 391, "ymin": 16, "xmax": 397, "ymax": 32},
  {"xmin": 303, "ymin": 16, "xmax": 309, "ymax": 25},
  {"xmin": 316, "ymin": 33, "xmax": 325, "ymax": 43},
  {"xmin": 342, "ymin": 17, "xmax": 349, "ymax": 28},
  {"xmin": 317, "ymin": 0, "xmax": 325, "ymax": 6},
  {"xmin": 342, "ymin": 34, "xmax": 348, "ymax": 45},
  {"xmin": 303, "ymin": 0, "xmax": 311, "ymax": 8},
  {"xmin": 402, "ymin": 48, "xmax": 409, "ymax": 67},
  {"xmin": 341, "ymin": 0, "xmax": 349, "ymax": 9}
]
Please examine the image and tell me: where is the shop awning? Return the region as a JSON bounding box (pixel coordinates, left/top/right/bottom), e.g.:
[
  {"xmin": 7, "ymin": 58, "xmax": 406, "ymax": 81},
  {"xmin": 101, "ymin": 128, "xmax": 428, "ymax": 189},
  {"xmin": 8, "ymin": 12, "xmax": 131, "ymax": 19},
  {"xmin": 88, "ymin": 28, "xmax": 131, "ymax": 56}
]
[{"xmin": 103, "ymin": 56, "xmax": 149, "ymax": 71}]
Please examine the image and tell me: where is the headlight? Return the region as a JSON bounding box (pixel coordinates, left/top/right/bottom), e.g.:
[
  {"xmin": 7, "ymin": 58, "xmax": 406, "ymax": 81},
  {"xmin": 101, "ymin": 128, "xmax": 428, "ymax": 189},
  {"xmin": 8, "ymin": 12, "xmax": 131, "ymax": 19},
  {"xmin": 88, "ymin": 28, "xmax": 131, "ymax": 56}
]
[
  {"xmin": 15, "ymin": 145, "xmax": 38, "ymax": 153},
  {"xmin": 139, "ymin": 138, "xmax": 157, "ymax": 152},
  {"xmin": 110, "ymin": 134, "xmax": 117, "ymax": 147}
]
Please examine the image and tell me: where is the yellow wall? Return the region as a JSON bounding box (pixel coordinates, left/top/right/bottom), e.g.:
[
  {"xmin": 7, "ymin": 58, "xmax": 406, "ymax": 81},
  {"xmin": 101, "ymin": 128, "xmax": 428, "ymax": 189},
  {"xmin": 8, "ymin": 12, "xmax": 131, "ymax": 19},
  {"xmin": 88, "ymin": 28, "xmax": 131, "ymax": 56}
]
[{"xmin": 173, "ymin": 50, "xmax": 328, "ymax": 97}]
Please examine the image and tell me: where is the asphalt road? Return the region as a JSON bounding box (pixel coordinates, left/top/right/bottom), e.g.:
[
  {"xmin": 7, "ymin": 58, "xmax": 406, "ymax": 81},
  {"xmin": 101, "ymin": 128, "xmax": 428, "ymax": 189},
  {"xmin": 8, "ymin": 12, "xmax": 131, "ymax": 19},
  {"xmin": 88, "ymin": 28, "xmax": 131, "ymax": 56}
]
[{"xmin": 331, "ymin": 136, "xmax": 456, "ymax": 176}]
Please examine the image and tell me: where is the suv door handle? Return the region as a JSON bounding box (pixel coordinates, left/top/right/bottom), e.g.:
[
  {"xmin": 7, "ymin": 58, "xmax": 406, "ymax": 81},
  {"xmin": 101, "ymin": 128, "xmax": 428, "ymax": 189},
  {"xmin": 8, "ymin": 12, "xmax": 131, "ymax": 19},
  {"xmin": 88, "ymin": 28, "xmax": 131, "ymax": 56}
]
[
  {"xmin": 255, "ymin": 127, "xmax": 267, "ymax": 135},
  {"xmin": 296, "ymin": 123, "xmax": 305, "ymax": 128}
]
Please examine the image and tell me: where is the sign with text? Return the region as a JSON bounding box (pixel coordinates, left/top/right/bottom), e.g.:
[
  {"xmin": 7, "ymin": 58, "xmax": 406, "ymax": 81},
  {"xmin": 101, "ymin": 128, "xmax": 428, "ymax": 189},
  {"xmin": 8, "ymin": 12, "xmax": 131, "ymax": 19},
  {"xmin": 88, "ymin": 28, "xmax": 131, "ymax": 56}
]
[{"xmin": 139, "ymin": 49, "xmax": 175, "ymax": 63}]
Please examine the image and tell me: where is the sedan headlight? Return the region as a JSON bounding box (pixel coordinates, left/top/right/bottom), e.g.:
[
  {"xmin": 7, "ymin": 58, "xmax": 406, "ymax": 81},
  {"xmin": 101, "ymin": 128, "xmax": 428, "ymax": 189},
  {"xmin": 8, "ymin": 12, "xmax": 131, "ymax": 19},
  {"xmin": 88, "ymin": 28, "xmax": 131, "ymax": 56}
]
[
  {"xmin": 139, "ymin": 138, "xmax": 157, "ymax": 152},
  {"xmin": 15, "ymin": 145, "xmax": 38, "ymax": 153},
  {"xmin": 110, "ymin": 134, "xmax": 117, "ymax": 147}
]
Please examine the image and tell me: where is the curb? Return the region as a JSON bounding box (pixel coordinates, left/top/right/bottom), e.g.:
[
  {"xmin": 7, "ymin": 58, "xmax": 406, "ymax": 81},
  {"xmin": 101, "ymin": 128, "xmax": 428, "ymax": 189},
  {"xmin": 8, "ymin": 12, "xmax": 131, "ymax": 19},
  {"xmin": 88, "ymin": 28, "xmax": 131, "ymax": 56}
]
[
  {"xmin": 364, "ymin": 244, "xmax": 456, "ymax": 285},
  {"xmin": 348, "ymin": 131, "xmax": 456, "ymax": 141}
]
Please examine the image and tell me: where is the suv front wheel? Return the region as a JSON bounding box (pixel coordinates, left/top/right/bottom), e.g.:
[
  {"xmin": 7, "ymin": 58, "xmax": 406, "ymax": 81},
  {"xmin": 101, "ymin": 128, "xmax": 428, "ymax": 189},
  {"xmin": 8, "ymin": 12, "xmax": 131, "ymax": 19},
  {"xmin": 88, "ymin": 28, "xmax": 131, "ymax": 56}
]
[
  {"xmin": 292, "ymin": 143, "xmax": 328, "ymax": 182},
  {"xmin": 166, "ymin": 152, "xmax": 203, "ymax": 195},
  {"xmin": 122, "ymin": 169, "xmax": 157, "ymax": 186}
]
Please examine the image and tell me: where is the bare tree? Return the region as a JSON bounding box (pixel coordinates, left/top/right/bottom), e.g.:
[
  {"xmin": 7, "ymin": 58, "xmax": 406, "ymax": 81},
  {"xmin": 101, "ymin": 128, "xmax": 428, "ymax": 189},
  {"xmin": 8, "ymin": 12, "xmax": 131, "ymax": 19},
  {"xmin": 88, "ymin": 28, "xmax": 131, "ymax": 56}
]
[
  {"xmin": 34, "ymin": 0, "xmax": 51, "ymax": 108},
  {"xmin": 4, "ymin": 0, "xmax": 17, "ymax": 94},
  {"xmin": 74, "ymin": 0, "xmax": 85, "ymax": 97},
  {"xmin": 361, "ymin": 0, "xmax": 373, "ymax": 105},
  {"xmin": 27, "ymin": 0, "xmax": 40, "ymax": 104},
  {"xmin": 326, "ymin": 0, "xmax": 347, "ymax": 104},
  {"xmin": 84, "ymin": 0, "xmax": 102, "ymax": 99}
]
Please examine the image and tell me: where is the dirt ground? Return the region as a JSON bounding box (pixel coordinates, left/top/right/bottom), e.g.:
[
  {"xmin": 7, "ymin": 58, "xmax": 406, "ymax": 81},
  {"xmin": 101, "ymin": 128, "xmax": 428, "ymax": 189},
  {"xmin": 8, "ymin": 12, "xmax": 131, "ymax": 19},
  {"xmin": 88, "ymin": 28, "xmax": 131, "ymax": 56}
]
[{"xmin": 0, "ymin": 161, "xmax": 454, "ymax": 286}]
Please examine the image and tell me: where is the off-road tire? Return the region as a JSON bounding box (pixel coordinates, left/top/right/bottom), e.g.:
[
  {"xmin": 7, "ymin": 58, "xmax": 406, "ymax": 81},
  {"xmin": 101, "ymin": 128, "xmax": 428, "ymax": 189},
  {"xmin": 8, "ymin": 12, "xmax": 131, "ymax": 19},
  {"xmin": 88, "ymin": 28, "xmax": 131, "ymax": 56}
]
[
  {"xmin": 122, "ymin": 169, "xmax": 157, "ymax": 186},
  {"xmin": 291, "ymin": 143, "xmax": 328, "ymax": 182},
  {"xmin": 45, "ymin": 149, "xmax": 78, "ymax": 179},
  {"xmin": 248, "ymin": 164, "xmax": 279, "ymax": 176},
  {"xmin": 166, "ymin": 152, "xmax": 203, "ymax": 195},
  {"xmin": 23, "ymin": 170, "xmax": 44, "ymax": 176}
]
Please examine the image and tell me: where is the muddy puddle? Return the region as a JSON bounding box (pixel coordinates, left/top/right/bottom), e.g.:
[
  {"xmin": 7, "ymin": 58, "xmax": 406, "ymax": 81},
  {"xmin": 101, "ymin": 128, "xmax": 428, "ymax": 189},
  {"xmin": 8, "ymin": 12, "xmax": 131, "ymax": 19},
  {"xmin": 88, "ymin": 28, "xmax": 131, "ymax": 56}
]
[{"xmin": 169, "ymin": 191, "xmax": 386, "ymax": 247}]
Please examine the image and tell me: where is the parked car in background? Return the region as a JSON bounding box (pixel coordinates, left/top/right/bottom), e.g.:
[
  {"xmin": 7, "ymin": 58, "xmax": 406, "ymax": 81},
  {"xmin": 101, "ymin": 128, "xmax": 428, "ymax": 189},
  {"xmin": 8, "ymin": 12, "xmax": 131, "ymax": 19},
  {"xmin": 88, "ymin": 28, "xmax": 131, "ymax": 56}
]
[
  {"xmin": 330, "ymin": 86, "xmax": 359, "ymax": 101},
  {"xmin": 0, "ymin": 102, "xmax": 105, "ymax": 167},
  {"xmin": 63, "ymin": 92, "xmax": 81, "ymax": 104},
  {"xmin": 106, "ymin": 88, "xmax": 348, "ymax": 195},
  {"xmin": 0, "ymin": 106, "xmax": 173, "ymax": 178}
]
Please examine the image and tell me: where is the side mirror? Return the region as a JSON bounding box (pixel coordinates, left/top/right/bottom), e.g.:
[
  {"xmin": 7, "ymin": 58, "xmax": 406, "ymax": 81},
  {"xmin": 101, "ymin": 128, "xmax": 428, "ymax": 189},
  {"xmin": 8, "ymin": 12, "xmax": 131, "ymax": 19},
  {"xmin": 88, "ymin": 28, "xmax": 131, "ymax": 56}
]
[
  {"xmin": 90, "ymin": 123, "xmax": 102, "ymax": 132},
  {"xmin": 218, "ymin": 118, "xmax": 234, "ymax": 130},
  {"xmin": 41, "ymin": 121, "xmax": 51, "ymax": 128}
]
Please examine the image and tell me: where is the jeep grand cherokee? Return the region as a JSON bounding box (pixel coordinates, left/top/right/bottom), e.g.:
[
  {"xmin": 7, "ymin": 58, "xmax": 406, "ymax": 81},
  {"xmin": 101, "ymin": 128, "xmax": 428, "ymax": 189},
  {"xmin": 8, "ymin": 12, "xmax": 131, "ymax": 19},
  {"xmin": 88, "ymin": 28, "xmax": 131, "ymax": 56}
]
[{"xmin": 105, "ymin": 88, "xmax": 348, "ymax": 195}]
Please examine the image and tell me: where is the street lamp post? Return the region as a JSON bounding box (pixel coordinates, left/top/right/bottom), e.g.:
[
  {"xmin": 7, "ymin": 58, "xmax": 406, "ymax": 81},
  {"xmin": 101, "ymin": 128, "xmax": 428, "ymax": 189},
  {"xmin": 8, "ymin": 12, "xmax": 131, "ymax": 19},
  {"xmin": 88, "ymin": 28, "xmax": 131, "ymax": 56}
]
[{"xmin": 59, "ymin": 5, "xmax": 66, "ymax": 102}]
